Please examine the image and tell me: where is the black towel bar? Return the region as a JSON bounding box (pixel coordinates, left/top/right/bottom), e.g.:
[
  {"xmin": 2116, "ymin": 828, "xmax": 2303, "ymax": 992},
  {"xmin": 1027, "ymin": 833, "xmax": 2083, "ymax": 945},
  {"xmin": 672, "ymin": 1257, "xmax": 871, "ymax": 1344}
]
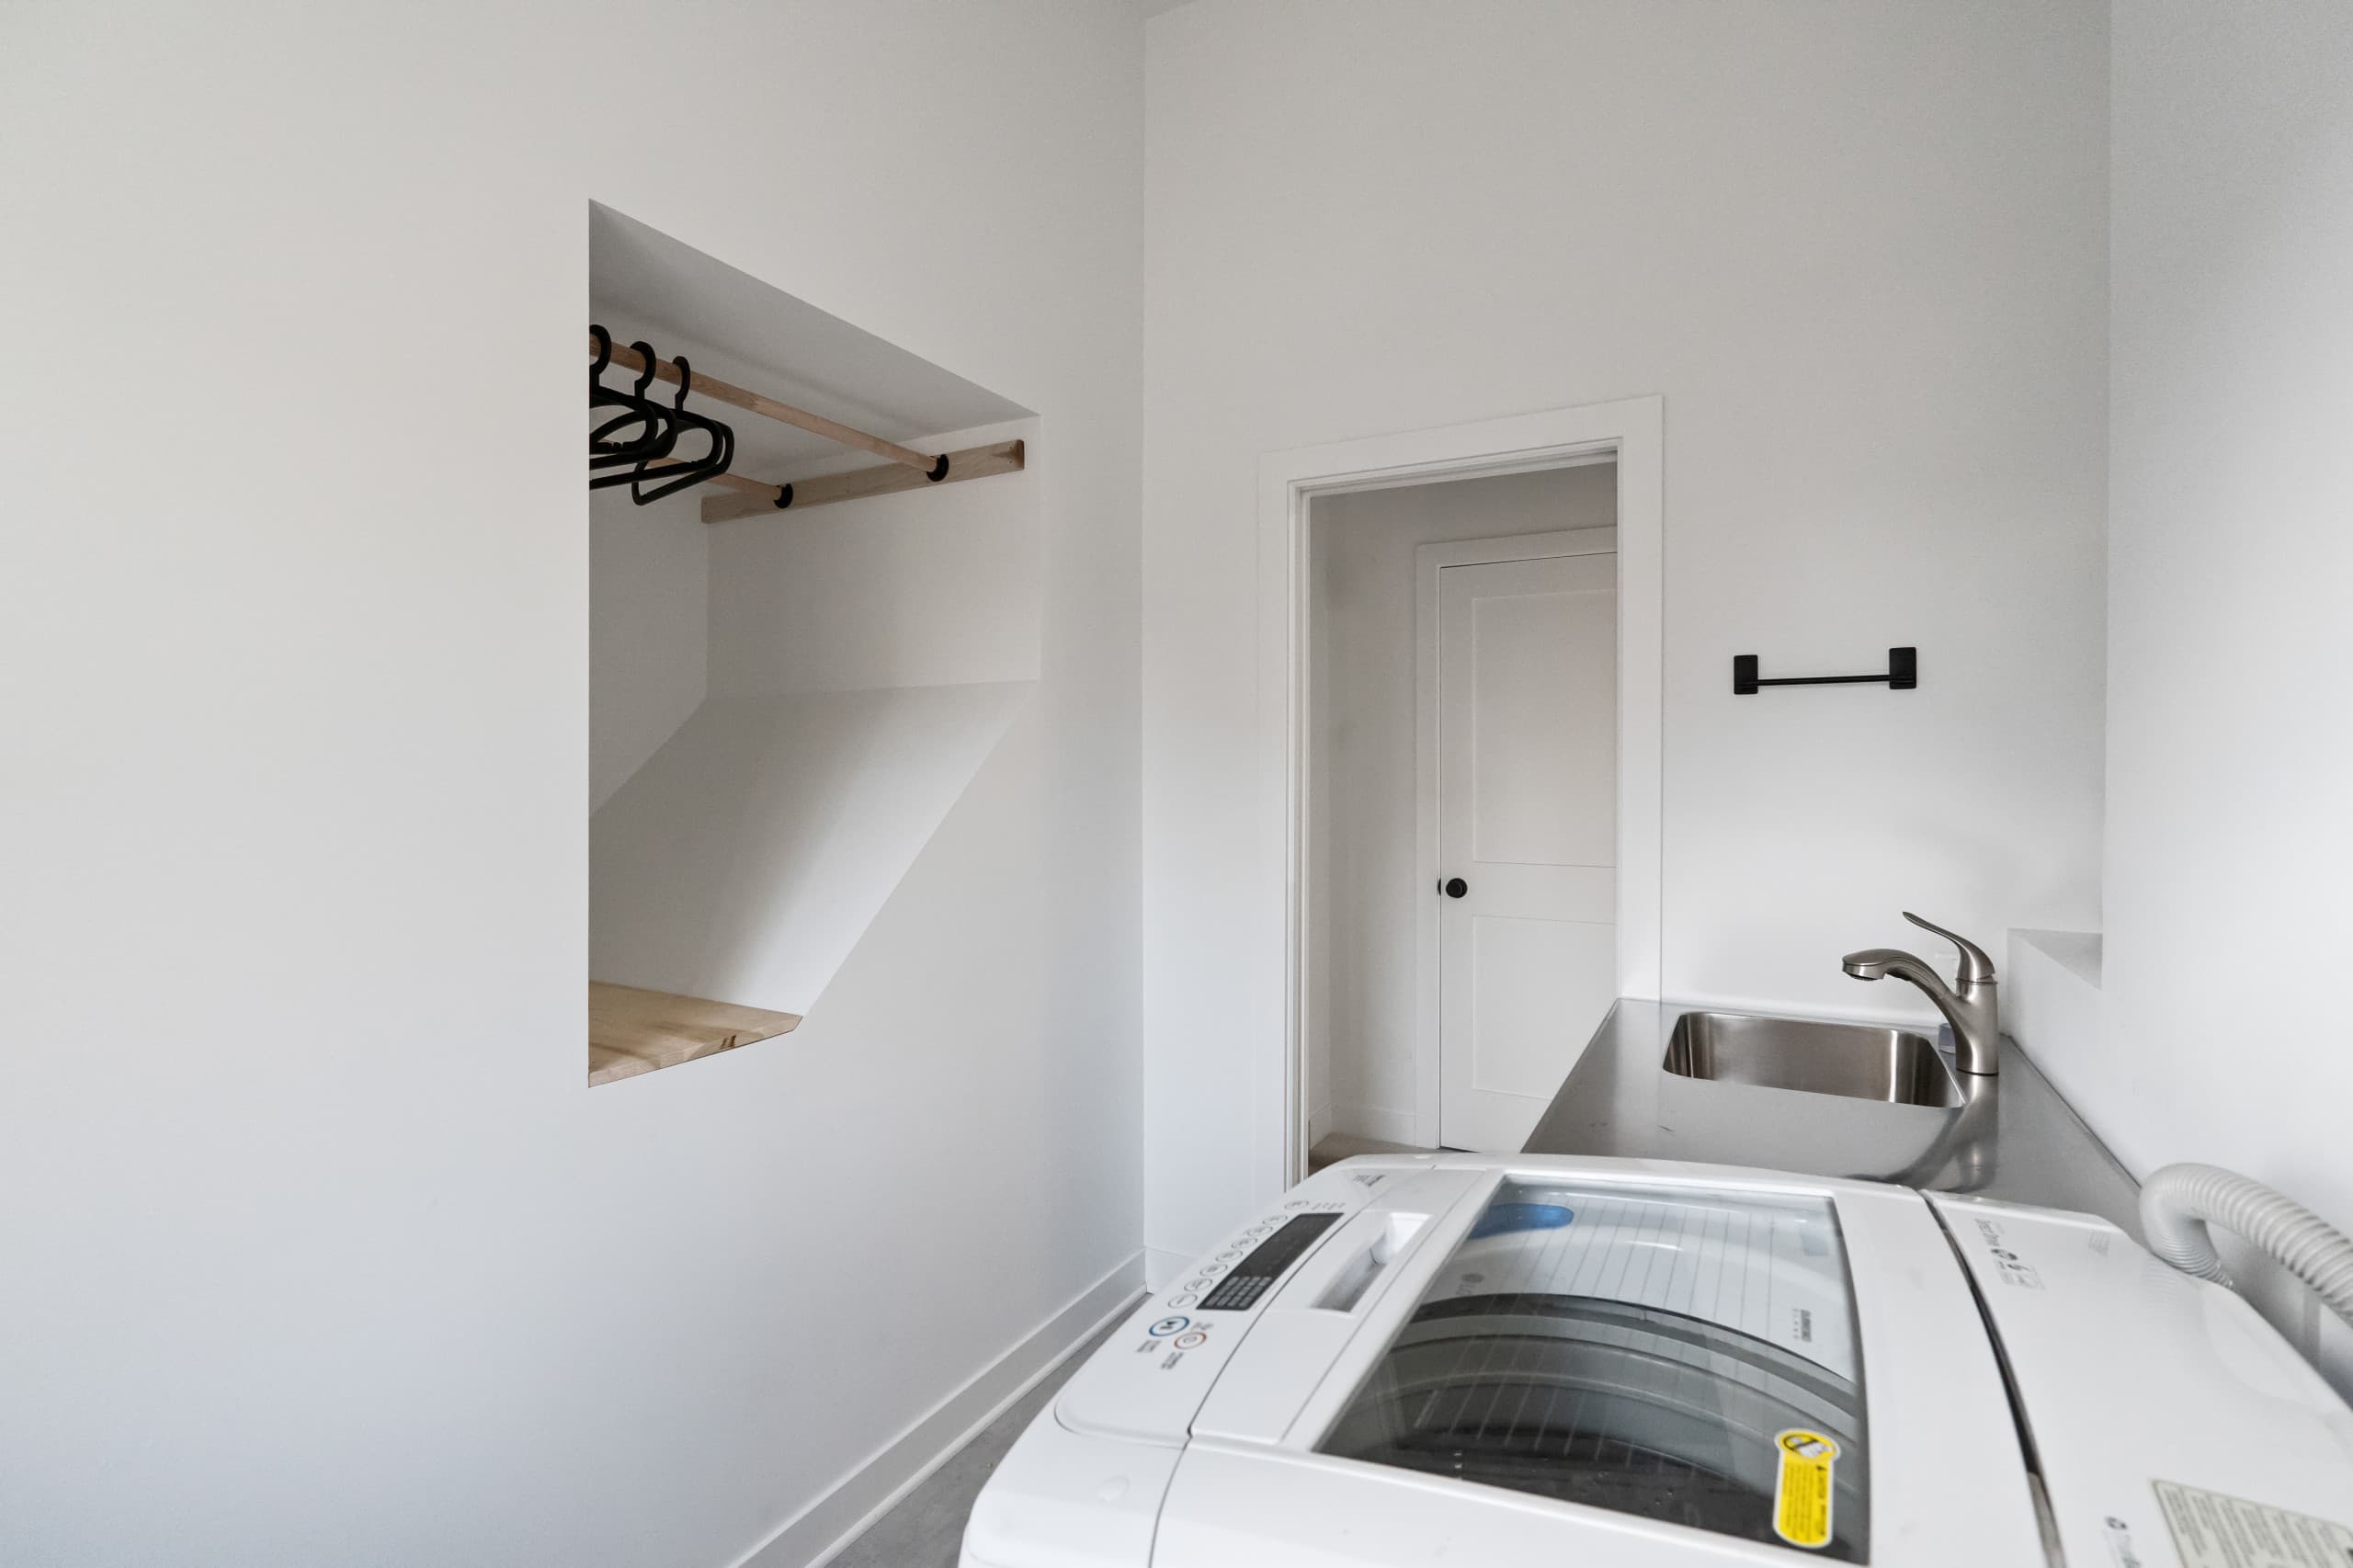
[{"xmin": 1734, "ymin": 647, "xmax": 1916, "ymax": 695}]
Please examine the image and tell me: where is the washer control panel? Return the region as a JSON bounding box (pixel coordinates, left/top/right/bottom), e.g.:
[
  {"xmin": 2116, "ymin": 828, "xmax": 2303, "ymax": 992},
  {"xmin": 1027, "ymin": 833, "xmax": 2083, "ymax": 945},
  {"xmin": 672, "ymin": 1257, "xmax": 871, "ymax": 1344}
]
[
  {"xmin": 1195, "ymin": 1212, "xmax": 1339, "ymax": 1312},
  {"xmin": 1056, "ymin": 1173, "xmax": 1381, "ymax": 1447}
]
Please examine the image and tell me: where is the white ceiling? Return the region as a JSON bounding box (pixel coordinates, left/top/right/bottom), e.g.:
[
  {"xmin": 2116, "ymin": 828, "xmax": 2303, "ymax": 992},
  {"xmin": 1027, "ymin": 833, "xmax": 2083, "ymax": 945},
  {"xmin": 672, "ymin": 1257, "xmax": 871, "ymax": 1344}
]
[{"xmin": 589, "ymin": 203, "xmax": 1030, "ymax": 482}]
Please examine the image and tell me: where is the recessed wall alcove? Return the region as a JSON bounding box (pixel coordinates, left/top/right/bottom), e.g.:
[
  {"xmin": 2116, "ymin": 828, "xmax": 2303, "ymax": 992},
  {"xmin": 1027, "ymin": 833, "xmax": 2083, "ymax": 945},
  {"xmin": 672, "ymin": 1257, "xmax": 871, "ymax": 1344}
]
[{"xmin": 588, "ymin": 204, "xmax": 1040, "ymax": 1084}]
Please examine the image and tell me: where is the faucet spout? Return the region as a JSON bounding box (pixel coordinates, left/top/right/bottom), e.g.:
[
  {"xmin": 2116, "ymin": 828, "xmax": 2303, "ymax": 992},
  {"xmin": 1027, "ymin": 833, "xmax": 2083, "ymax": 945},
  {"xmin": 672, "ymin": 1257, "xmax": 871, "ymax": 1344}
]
[
  {"xmin": 1840, "ymin": 916, "xmax": 2001, "ymax": 1075},
  {"xmin": 1842, "ymin": 948, "xmax": 1951, "ymax": 995}
]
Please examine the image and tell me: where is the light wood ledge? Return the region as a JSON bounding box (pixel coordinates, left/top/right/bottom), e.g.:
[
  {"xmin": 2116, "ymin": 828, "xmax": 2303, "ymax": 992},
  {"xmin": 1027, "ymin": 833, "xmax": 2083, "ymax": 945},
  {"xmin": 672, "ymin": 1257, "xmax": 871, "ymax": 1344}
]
[{"xmin": 587, "ymin": 982, "xmax": 801, "ymax": 1086}]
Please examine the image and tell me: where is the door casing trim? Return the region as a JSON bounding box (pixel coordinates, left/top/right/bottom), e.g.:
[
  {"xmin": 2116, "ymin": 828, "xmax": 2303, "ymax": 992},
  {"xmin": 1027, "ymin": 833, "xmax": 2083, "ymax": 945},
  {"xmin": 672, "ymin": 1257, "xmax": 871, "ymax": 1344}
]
[{"xmin": 1261, "ymin": 396, "xmax": 1665, "ymax": 1189}]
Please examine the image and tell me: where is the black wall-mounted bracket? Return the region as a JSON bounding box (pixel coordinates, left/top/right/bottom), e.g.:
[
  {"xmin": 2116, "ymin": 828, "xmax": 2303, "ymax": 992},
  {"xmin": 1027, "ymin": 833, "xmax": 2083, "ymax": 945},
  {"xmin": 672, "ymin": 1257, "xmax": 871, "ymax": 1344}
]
[{"xmin": 1734, "ymin": 646, "xmax": 1916, "ymax": 696}]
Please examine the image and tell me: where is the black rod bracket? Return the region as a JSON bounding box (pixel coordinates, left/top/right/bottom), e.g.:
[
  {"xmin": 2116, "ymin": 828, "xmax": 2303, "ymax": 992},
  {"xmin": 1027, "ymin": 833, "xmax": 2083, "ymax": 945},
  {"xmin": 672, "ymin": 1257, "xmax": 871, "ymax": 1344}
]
[{"xmin": 1734, "ymin": 646, "xmax": 1915, "ymax": 696}]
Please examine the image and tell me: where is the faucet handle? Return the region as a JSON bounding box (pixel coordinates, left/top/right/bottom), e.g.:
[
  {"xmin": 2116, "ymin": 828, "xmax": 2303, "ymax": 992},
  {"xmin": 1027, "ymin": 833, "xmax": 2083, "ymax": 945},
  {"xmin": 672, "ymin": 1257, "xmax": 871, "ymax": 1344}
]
[{"xmin": 1902, "ymin": 912, "xmax": 1995, "ymax": 984}]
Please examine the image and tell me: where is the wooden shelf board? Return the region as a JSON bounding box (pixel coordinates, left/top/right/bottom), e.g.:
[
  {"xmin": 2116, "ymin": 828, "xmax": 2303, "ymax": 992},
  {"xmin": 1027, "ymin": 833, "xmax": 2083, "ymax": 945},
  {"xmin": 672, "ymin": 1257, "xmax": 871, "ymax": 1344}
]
[{"xmin": 587, "ymin": 982, "xmax": 801, "ymax": 1086}]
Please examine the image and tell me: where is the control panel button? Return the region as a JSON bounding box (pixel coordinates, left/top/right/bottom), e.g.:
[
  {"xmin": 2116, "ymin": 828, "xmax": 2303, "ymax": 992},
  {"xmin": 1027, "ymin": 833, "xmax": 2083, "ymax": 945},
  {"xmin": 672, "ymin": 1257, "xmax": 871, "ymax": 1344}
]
[
  {"xmin": 1148, "ymin": 1315, "xmax": 1189, "ymax": 1337},
  {"xmin": 1167, "ymin": 1293, "xmax": 1198, "ymax": 1310},
  {"xmin": 1173, "ymin": 1330, "xmax": 1209, "ymax": 1350}
]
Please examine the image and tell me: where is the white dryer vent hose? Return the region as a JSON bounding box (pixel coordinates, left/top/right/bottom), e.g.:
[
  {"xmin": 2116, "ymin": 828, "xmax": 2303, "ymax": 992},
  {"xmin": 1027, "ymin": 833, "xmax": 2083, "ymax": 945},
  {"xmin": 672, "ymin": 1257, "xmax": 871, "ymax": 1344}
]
[{"xmin": 2141, "ymin": 1163, "xmax": 2353, "ymax": 1329}]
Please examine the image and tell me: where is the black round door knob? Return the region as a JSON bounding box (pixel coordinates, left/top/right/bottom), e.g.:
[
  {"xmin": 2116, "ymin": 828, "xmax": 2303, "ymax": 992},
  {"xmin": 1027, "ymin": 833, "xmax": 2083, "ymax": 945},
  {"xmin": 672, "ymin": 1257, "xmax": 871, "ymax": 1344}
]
[{"xmin": 1441, "ymin": 877, "xmax": 1469, "ymax": 898}]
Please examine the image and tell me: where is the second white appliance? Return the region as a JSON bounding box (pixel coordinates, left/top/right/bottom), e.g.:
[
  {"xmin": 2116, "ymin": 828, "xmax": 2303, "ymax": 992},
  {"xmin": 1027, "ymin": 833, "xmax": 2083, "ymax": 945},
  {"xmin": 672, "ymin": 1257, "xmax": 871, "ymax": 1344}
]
[{"xmin": 962, "ymin": 1153, "xmax": 2353, "ymax": 1568}]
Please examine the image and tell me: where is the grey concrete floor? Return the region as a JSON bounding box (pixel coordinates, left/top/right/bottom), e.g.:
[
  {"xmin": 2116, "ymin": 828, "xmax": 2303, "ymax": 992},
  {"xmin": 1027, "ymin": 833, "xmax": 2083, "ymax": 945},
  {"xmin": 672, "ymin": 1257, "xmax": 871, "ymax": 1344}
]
[
  {"xmin": 827, "ymin": 1315, "xmax": 1126, "ymax": 1568},
  {"xmin": 1308, "ymin": 1131, "xmax": 1434, "ymax": 1172}
]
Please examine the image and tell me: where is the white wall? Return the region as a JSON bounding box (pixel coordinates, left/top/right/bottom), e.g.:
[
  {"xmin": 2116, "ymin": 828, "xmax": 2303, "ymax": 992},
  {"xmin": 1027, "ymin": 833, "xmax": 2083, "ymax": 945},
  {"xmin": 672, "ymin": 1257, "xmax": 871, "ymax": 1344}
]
[
  {"xmin": 595, "ymin": 415, "xmax": 1044, "ymax": 1017},
  {"xmin": 2101, "ymin": 0, "xmax": 2353, "ymax": 1386},
  {"xmin": 593, "ymin": 683, "xmax": 1033, "ymax": 1014},
  {"xmin": 708, "ymin": 418, "xmax": 1043, "ymax": 699},
  {"xmin": 591, "ymin": 485, "xmax": 709, "ymax": 811},
  {"xmin": 1142, "ymin": 0, "xmax": 2109, "ymax": 1264},
  {"xmin": 1308, "ymin": 466, "xmax": 1617, "ymax": 1146},
  {"xmin": 0, "ymin": 6, "xmax": 1142, "ymax": 1567}
]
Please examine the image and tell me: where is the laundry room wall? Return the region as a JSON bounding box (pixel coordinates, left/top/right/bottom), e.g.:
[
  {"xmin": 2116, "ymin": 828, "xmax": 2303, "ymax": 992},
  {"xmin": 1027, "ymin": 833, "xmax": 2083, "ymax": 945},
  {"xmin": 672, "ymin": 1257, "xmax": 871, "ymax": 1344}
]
[
  {"xmin": 0, "ymin": 6, "xmax": 1143, "ymax": 1568},
  {"xmin": 590, "ymin": 484, "xmax": 709, "ymax": 811},
  {"xmin": 1308, "ymin": 464, "xmax": 1618, "ymax": 1149},
  {"xmin": 1142, "ymin": 0, "xmax": 2109, "ymax": 1270},
  {"xmin": 2102, "ymin": 0, "xmax": 2353, "ymax": 1392},
  {"xmin": 705, "ymin": 416, "xmax": 1045, "ymax": 699},
  {"xmin": 592, "ymin": 404, "xmax": 1046, "ymax": 1019}
]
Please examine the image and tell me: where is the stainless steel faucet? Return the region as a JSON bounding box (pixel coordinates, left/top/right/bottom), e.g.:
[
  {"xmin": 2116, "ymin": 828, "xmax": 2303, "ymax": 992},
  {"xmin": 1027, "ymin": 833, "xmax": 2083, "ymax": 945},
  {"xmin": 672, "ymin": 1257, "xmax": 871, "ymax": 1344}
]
[{"xmin": 1842, "ymin": 913, "xmax": 2001, "ymax": 1075}]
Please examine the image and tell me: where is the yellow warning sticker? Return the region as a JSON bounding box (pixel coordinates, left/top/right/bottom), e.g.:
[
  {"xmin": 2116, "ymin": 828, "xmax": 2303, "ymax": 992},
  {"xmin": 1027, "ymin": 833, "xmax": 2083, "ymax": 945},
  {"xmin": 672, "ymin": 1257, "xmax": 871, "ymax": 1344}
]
[{"xmin": 1773, "ymin": 1428, "xmax": 1839, "ymax": 1550}]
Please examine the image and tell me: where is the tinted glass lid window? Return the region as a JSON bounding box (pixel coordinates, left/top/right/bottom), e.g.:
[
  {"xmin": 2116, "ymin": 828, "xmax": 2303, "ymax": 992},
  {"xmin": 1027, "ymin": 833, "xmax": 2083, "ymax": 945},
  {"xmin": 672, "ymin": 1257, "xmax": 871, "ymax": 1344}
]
[{"xmin": 1315, "ymin": 1179, "xmax": 1870, "ymax": 1560}]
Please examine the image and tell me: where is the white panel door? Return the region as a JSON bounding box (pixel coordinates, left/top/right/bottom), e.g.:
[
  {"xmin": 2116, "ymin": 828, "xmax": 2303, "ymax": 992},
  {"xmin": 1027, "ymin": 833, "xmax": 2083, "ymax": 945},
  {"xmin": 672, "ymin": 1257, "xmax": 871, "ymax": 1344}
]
[{"xmin": 1438, "ymin": 552, "xmax": 1616, "ymax": 1151}]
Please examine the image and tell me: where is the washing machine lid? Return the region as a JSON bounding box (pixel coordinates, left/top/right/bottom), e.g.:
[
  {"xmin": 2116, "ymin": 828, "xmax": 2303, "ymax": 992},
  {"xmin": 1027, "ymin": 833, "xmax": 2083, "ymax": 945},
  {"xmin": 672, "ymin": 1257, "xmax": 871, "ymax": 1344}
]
[
  {"xmin": 1932, "ymin": 1194, "xmax": 2353, "ymax": 1568},
  {"xmin": 1165, "ymin": 1157, "xmax": 2046, "ymax": 1568},
  {"xmin": 1312, "ymin": 1178, "xmax": 1871, "ymax": 1558}
]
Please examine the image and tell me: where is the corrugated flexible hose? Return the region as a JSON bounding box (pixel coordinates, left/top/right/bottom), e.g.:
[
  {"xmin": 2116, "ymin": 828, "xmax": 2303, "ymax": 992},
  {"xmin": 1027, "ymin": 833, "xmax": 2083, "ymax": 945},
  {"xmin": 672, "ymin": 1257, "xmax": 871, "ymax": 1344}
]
[{"xmin": 2140, "ymin": 1163, "xmax": 2353, "ymax": 1329}]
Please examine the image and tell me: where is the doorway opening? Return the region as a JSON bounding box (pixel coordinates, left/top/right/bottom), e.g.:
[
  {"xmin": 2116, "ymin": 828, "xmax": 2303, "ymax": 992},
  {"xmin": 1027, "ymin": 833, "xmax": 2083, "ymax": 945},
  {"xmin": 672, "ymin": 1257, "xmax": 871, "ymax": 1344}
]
[
  {"xmin": 1267, "ymin": 396, "xmax": 1665, "ymax": 1187},
  {"xmin": 1306, "ymin": 465, "xmax": 1620, "ymax": 1165}
]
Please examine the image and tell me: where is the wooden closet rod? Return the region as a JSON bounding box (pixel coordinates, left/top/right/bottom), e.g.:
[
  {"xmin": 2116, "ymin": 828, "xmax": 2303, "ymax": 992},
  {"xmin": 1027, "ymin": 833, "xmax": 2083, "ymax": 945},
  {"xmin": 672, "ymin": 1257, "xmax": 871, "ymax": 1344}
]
[
  {"xmin": 588, "ymin": 332, "xmax": 940, "ymax": 473},
  {"xmin": 694, "ymin": 439, "xmax": 1026, "ymax": 524}
]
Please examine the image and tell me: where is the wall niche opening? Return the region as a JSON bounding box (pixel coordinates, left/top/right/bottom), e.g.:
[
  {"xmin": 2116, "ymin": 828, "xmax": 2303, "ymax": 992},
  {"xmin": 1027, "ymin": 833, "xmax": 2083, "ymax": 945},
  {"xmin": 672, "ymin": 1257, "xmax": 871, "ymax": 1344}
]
[{"xmin": 587, "ymin": 202, "xmax": 1040, "ymax": 1085}]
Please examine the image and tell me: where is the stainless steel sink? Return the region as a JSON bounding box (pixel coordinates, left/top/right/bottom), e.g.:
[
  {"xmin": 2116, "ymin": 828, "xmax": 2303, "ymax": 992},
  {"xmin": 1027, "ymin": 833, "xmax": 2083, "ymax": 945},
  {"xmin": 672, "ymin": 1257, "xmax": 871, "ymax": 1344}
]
[{"xmin": 1662, "ymin": 1011, "xmax": 1963, "ymax": 1108}]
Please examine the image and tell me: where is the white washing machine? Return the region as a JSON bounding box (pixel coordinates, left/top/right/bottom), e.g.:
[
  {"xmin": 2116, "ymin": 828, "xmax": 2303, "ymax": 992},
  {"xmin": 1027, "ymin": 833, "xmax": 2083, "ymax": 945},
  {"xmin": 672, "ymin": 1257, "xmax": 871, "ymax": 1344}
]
[{"xmin": 962, "ymin": 1153, "xmax": 2353, "ymax": 1568}]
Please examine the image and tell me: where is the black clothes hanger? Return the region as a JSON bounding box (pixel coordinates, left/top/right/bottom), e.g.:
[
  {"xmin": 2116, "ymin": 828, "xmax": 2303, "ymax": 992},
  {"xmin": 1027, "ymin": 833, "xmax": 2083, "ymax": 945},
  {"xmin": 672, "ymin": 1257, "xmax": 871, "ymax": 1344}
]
[
  {"xmin": 589, "ymin": 326, "xmax": 642, "ymax": 460},
  {"xmin": 628, "ymin": 354, "xmax": 734, "ymax": 505},
  {"xmin": 589, "ymin": 334, "xmax": 675, "ymax": 477},
  {"xmin": 586, "ymin": 326, "xmax": 738, "ymax": 503},
  {"xmin": 588, "ymin": 328, "xmax": 677, "ymax": 481}
]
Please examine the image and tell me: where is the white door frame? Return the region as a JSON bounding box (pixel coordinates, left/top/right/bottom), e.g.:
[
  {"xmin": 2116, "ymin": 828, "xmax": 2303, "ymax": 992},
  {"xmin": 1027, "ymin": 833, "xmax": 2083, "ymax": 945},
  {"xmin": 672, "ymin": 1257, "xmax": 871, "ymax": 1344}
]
[
  {"xmin": 1259, "ymin": 396, "xmax": 1665, "ymax": 1190},
  {"xmin": 1415, "ymin": 525, "xmax": 1620, "ymax": 1150}
]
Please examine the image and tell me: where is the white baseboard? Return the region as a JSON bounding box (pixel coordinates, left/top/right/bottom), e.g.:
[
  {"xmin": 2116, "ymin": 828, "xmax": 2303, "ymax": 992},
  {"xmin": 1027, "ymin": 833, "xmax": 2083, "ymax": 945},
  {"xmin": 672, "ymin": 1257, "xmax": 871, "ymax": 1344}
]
[
  {"xmin": 1144, "ymin": 1245, "xmax": 1194, "ymax": 1290},
  {"xmin": 732, "ymin": 1252, "xmax": 1146, "ymax": 1568},
  {"xmin": 1329, "ymin": 1102, "xmax": 1417, "ymax": 1147}
]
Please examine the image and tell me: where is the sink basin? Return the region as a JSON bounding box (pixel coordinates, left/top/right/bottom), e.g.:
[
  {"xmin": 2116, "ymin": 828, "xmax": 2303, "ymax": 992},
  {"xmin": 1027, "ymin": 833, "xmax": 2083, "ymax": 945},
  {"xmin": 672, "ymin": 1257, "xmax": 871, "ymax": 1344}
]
[{"xmin": 1662, "ymin": 1011, "xmax": 1963, "ymax": 1108}]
